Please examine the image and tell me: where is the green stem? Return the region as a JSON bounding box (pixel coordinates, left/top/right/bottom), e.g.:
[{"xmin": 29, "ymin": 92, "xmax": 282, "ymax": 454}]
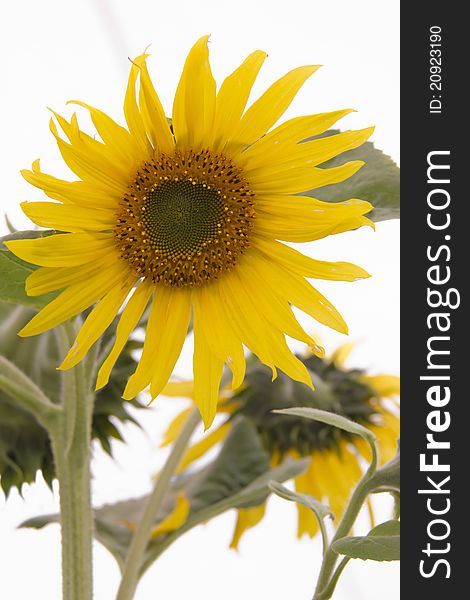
[
  {"xmin": 313, "ymin": 477, "xmax": 372, "ymax": 600},
  {"xmin": 312, "ymin": 434, "xmax": 379, "ymax": 600},
  {"xmin": 319, "ymin": 515, "xmax": 329, "ymax": 558},
  {"xmin": 320, "ymin": 557, "xmax": 351, "ymax": 600},
  {"xmin": 116, "ymin": 407, "xmax": 201, "ymax": 600},
  {"xmin": 0, "ymin": 356, "xmax": 60, "ymax": 427},
  {"xmin": 49, "ymin": 321, "xmax": 95, "ymax": 600}
]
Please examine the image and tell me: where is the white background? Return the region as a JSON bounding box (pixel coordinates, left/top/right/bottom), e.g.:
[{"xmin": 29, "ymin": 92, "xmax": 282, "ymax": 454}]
[{"xmin": 0, "ymin": 1, "xmax": 400, "ymax": 598}]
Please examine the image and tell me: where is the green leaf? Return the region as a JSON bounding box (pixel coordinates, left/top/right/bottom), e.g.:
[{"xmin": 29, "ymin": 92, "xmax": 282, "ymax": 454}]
[
  {"xmin": 308, "ymin": 131, "xmax": 400, "ymax": 222},
  {"xmin": 22, "ymin": 418, "xmax": 309, "ymax": 572},
  {"xmin": 0, "ymin": 230, "xmax": 56, "ymax": 309},
  {"xmin": 332, "ymin": 520, "xmax": 400, "ymax": 561},
  {"xmin": 269, "ymin": 480, "xmax": 331, "ymax": 521},
  {"xmin": 273, "ymin": 407, "xmax": 377, "ymax": 446},
  {"xmin": 0, "ymin": 300, "xmax": 144, "ymax": 496}
]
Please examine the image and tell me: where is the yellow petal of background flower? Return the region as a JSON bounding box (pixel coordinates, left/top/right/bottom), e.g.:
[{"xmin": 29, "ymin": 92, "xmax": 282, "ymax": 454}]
[
  {"xmin": 177, "ymin": 422, "xmax": 231, "ymax": 473},
  {"xmin": 160, "ymin": 405, "xmax": 193, "ymax": 447},
  {"xmin": 330, "ymin": 341, "xmax": 356, "ymax": 367},
  {"xmin": 294, "ymin": 458, "xmax": 322, "ymax": 538},
  {"xmin": 210, "ymin": 50, "xmax": 267, "ymax": 152},
  {"xmin": 150, "ymin": 494, "xmax": 190, "ymax": 539},
  {"xmin": 230, "ymin": 503, "xmax": 267, "ymax": 550},
  {"xmin": 230, "ymin": 502, "xmax": 266, "ymax": 550},
  {"xmin": 172, "ymin": 36, "xmax": 216, "ymax": 151},
  {"xmin": 362, "ymin": 374, "xmax": 401, "ymax": 397}
]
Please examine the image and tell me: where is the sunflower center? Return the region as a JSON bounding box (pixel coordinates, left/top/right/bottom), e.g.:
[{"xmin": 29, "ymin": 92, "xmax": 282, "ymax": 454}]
[
  {"xmin": 142, "ymin": 180, "xmax": 225, "ymax": 257},
  {"xmin": 114, "ymin": 150, "xmax": 255, "ymax": 287}
]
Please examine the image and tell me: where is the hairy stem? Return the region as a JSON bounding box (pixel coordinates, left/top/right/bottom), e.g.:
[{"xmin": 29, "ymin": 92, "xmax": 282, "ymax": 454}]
[{"xmin": 49, "ymin": 321, "xmax": 95, "ymax": 600}]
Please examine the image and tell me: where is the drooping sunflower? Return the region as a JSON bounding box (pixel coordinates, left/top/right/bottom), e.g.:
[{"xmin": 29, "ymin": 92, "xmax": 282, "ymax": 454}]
[
  {"xmin": 161, "ymin": 345, "xmax": 400, "ymax": 547},
  {"xmin": 6, "ymin": 36, "xmax": 374, "ymax": 428}
]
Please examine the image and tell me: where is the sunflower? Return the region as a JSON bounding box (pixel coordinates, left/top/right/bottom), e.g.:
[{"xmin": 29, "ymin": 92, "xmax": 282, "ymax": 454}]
[
  {"xmin": 6, "ymin": 36, "xmax": 374, "ymax": 428},
  {"xmin": 161, "ymin": 345, "xmax": 400, "ymax": 547}
]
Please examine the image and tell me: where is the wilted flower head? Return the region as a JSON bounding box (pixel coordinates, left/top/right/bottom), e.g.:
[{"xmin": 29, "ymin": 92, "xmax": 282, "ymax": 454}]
[{"xmin": 162, "ymin": 344, "xmax": 399, "ymax": 546}]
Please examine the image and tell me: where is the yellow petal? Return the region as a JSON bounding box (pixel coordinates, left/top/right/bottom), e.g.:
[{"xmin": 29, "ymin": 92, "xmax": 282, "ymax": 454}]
[
  {"xmin": 247, "ymin": 248, "xmax": 348, "ymax": 334},
  {"xmin": 49, "ymin": 118, "xmax": 126, "ymax": 195},
  {"xmin": 177, "ymin": 422, "xmax": 231, "ymax": 472},
  {"xmin": 362, "ymin": 375, "xmax": 401, "ymax": 398},
  {"xmin": 211, "ymin": 50, "xmax": 267, "ymax": 152},
  {"xmin": 161, "ymin": 381, "xmax": 195, "ymax": 399},
  {"xmin": 160, "ymin": 406, "xmax": 193, "ymax": 447},
  {"xmin": 238, "ymin": 109, "xmax": 355, "ymax": 165},
  {"xmin": 215, "ymin": 272, "xmax": 272, "ymax": 374},
  {"xmin": 243, "ymin": 127, "xmax": 374, "ymax": 175},
  {"xmin": 96, "ymin": 279, "xmax": 153, "ymax": 390},
  {"xmin": 330, "ymin": 341, "xmax": 356, "ymax": 367},
  {"xmin": 123, "ymin": 287, "xmax": 191, "ymax": 400},
  {"xmin": 253, "ymin": 237, "xmax": 370, "ymax": 282},
  {"xmin": 293, "ymin": 460, "xmax": 323, "ymax": 538},
  {"xmin": 254, "ymin": 196, "xmax": 373, "ymax": 242},
  {"xmin": 194, "ymin": 285, "xmax": 246, "ymax": 391},
  {"xmin": 18, "ymin": 260, "xmax": 126, "ymax": 337},
  {"xmin": 5, "ymin": 233, "xmax": 114, "ymax": 268},
  {"xmin": 68, "ymin": 100, "xmax": 142, "ymax": 165},
  {"xmin": 49, "ymin": 109, "xmax": 130, "ymax": 183},
  {"xmin": 21, "ymin": 201, "xmax": 115, "ymax": 232},
  {"xmin": 124, "ymin": 56, "xmax": 152, "ymax": 156},
  {"xmin": 25, "ymin": 253, "xmax": 118, "ymax": 297},
  {"xmin": 238, "ymin": 254, "xmax": 321, "ymax": 350},
  {"xmin": 250, "ymin": 160, "xmax": 365, "ymax": 195},
  {"xmin": 150, "ymin": 494, "xmax": 190, "ymax": 539},
  {"xmin": 172, "ymin": 36, "xmax": 216, "ymax": 151},
  {"xmin": 312, "ymin": 447, "xmax": 361, "ymax": 519},
  {"xmin": 21, "ymin": 160, "xmax": 119, "ymax": 208},
  {"xmin": 193, "ymin": 303, "xmax": 225, "ymax": 429},
  {"xmin": 230, "ymin": 503, "xmax": 267, "ymax": 550},
  {"xmin": 136, "ymin": 55, "xmax": 175, "ymax": 153},
  {"xmin": 227, "ymin": 65, "xmax": 320, "ymax": 152},
  {"xmin": 221, "ymin": 268, "xmax": 313, "ymax": 388},
  {"xmin": 59, "ymin": 277, "xmax": 135, "ymax": 370}
]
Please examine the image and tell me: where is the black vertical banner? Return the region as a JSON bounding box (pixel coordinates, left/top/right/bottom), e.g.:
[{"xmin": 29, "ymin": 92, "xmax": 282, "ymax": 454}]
[{"xmin": 401, "ymin": 3, "xmax": 466, "ymax": 597}]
